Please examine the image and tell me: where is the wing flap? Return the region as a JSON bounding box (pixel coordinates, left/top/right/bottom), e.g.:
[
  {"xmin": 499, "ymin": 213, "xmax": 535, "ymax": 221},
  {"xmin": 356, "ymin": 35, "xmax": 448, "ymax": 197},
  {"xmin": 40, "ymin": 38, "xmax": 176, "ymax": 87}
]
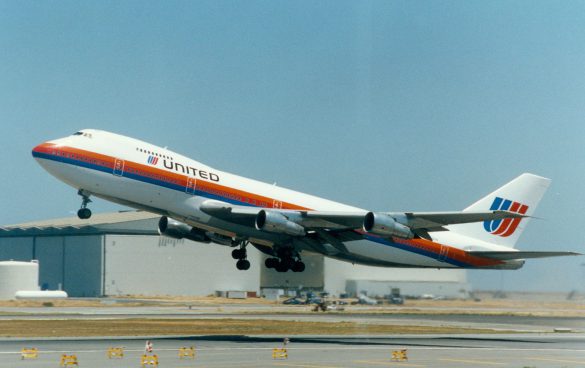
[{"xmin": 300, "ymin": 211, "xmax": 366, "ymax": 229}]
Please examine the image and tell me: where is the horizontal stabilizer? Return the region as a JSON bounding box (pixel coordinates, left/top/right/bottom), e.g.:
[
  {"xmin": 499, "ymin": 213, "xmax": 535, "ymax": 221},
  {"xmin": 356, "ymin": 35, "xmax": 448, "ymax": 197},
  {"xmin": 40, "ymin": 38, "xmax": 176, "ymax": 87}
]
[
  {"xmin": 403, "ymin": 210, "xmax": 525, "ymax": 229},
  {"xmin": 468, "ymin": 251, "xmax": 581, "ymax": 260}
]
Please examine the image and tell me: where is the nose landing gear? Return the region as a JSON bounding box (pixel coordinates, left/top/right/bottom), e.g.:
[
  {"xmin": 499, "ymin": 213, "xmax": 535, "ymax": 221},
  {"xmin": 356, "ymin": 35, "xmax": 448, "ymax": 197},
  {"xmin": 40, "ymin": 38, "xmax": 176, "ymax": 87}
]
[{"xmin": 77, "ymin": 190, "xmax": 92, "ymax": 219}]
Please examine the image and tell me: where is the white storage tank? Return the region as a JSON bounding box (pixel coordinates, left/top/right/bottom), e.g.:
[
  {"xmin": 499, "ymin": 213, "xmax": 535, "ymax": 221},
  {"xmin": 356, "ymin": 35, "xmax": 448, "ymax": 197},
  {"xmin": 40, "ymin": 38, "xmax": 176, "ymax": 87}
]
[
  {"xmin": 0, "ymin": 260, "xmax": 39, "ymax": 299},
  {"xmin": 15, "ymin": 290, "xmax": 68, "ymax": 299}
]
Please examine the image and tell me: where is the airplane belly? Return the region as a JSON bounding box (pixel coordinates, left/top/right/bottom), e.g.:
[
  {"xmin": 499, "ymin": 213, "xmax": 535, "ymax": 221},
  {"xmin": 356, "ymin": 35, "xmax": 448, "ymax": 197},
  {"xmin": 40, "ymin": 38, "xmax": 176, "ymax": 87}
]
[{"xmin": 34, "ymin": 158, "xmax": 97, "ymax": 191}]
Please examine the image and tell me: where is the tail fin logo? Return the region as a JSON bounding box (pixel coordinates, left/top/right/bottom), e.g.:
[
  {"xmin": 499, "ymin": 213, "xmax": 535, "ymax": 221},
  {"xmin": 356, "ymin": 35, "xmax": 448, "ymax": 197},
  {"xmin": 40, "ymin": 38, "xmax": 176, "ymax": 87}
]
[
  {"xmin": 483, "ymin": 197, "xmax": 529, "ymax": 237},
  {"xmin": 147, "ymin": 156, "xmax": 158, "ymax": 165}
]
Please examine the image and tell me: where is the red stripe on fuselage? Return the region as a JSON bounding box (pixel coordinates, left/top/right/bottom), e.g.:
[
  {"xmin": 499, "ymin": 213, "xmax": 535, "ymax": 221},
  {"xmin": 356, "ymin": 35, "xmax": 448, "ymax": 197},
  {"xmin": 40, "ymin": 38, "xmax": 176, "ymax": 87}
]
[{"xmin": 33, "ymin": 143, "xmax": 115, "ymax": 171}]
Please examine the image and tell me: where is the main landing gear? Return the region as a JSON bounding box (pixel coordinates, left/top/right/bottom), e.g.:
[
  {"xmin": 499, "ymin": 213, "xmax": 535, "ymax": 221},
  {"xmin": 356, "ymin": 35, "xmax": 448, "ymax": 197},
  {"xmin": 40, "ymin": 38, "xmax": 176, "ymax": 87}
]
[
  {"xmin": 231, "ymin": 240, "xmax": 250, "ymax": 271},
  {"xmin": 77, "ymin": 190, "xmax": 92, "ymax": 219},
  {"xmin": 265, "ymin": 248, "xmax": 305, "ymax": 273}
]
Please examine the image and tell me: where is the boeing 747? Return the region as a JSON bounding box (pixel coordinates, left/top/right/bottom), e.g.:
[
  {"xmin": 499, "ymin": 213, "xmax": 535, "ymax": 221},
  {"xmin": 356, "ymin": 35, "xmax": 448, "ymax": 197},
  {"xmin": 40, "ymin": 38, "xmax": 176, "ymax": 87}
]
[{"xmin": 32, "ymin": 129, "xmax": 579, "ymax": 272}]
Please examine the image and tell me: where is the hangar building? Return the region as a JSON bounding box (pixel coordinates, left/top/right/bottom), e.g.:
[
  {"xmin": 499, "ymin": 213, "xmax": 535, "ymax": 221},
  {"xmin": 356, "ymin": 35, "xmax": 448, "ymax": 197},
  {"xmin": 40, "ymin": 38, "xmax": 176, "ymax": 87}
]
[{"xmin": 0, "ymin": 211, "xmax": 469, "ymax": 298}]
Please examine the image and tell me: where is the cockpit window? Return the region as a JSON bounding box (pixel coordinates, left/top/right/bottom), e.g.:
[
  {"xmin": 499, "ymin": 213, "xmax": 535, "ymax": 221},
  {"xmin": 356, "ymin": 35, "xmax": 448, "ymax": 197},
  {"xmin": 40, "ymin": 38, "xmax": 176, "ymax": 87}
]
[{"xmin": 72, "ymin": 131, "xmax": 93, "ymax": 138}]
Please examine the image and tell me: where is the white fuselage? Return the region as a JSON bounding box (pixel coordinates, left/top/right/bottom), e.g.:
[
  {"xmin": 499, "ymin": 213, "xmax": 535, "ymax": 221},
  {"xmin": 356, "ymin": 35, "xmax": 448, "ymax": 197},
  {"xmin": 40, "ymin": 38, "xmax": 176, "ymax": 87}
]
[{"xmin": 32, "ymin": 129, "xmax": 516, "ymax": 269}]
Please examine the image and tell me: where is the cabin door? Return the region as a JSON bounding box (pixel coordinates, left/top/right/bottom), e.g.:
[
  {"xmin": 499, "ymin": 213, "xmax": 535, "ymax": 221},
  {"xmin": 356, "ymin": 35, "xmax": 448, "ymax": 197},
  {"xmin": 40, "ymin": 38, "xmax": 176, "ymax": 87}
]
[
  {"xmin": 186, "ymin": 176, "xmax": 197, "ymax": 195},
  {"xmin": 113, "ymin": 158, "xmax": 125, "ymax": 176}
]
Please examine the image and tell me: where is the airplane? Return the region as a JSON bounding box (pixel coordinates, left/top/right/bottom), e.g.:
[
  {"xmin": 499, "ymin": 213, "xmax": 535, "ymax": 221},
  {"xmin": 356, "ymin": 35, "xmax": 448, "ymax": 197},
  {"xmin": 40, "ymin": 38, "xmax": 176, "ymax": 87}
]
[{"xmin": 32, "ymin": 129, "xmax": 579, "ymax": 272}]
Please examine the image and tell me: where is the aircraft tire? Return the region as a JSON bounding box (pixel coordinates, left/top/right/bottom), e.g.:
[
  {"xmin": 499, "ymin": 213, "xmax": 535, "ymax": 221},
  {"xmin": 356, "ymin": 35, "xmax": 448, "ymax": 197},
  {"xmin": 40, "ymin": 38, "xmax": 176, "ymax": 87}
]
[
  {"xmin": 236, "ymin": 259, "xmax": 250, "ymax": 270},
  {"xmin": 265, "ymin": 258, "xmax": 278, "ymax": 268},
  {"xmin": 292, "ymin": 261, "xmax": 305, "ymax": 272},
  {"xmin": 77, "ymin": 208, "xmax": 92, "ymax": 219},
  {"xmin": 232, "ymin": 248, "xmax": 243, "ymax": 259},
  {"xmin": 275, "ymin": 262, "xmax": 289, "ymax": 272}
]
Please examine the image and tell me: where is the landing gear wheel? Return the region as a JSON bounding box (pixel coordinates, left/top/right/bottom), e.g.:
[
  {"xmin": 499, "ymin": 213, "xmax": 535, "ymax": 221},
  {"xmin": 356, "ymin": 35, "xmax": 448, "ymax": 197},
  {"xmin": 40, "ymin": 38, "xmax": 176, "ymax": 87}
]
[
  {"xmin": 232, "ymin": 248, "xmax": 245, "ymax": 259},
  {"xmin": 77, "ymin": 189, "xmax": 92, "ymax": 219},
  {"xmin": 265, "ymin": 258, "xmax": 278, "ymax": 269},
  {"xmin": 291, "ymin": 261, "xmax": 305, "ymax": 272},
  {"xmin": 77, "ymin": 208, "xmax": 92, "ymax": 220},
  {"xmin": 233, "ymin": 240, "xmax": 250, "ymax": 270},
  {"xmin": 275, "ymin": 261, "xmax": 289, "ymax": 273},
  {"xmin": 236, "ymin": 259, "xmax": 250, "ymax": 270}
]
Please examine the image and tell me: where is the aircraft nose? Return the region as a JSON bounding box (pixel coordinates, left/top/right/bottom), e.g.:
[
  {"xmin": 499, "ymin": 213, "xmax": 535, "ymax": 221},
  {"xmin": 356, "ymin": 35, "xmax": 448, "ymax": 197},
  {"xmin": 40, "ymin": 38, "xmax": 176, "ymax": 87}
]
[
  {"xmin": 33, "ymin": 135, "xmax": 71, "ymax": 160},
  {"xmin": 32, "ymin": 142, "xmax": 47, "ymax": 158}
]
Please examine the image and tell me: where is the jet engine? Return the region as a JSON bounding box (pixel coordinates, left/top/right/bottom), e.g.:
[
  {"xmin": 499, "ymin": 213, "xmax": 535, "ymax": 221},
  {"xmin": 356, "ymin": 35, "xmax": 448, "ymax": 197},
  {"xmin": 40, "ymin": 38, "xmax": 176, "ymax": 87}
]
[
  {"xmin": 255, "ymin": 210, "xmax": 306, "ymax": 236},
  {"xmin": 158, "ymin": 216, "xmax": 211, "ymax": 243},
  {"xmin": 363, "ymin": 212, "xmax": 414, "ymax": 239}
]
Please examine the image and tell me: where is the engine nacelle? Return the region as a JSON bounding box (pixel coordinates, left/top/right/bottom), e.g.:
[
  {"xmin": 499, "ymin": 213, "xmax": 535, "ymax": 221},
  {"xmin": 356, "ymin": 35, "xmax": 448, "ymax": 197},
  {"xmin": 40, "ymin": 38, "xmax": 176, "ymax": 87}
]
[
  {"xmin": 255, "ymin": 210, "xmax": 306, "ymax": 237},
  {"xmin": 158, "ymin": 216, "xmax": 211, "ymax": 243},
  {"xmin": 363, "ymin": 212, "xmax": 414, "ymax": 239}
]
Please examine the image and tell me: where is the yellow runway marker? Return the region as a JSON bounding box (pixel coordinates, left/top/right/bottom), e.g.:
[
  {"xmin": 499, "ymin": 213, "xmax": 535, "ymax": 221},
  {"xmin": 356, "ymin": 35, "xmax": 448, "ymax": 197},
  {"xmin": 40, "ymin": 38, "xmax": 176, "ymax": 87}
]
[
  {"xmin": 21, "ymin": 348, "xmax": 39, "ymax": 360},
  {"xmin": 440, "ymin": 358, "xmax": 505, "ymax": 365},
  {"xmin": 353, "ymin": 359, "xmax": 426, "ymax": 367},
  {"xmin": 528, "ymin": 357, "xmax": 585, "ymax": 364}
]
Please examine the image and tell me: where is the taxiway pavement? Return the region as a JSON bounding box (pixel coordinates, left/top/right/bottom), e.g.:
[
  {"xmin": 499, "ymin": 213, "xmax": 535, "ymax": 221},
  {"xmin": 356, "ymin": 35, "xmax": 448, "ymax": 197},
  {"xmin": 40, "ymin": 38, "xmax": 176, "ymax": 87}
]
[{"xmin": 1, "ymin": 302, "xmax": 583, "ymax": 367}]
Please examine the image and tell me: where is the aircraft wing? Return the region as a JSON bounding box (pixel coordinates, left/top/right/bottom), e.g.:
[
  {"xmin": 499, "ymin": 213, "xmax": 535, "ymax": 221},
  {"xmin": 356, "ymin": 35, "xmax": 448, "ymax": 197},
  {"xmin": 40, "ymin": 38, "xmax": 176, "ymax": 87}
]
[
  {"xmin": 200, "ymin": 200, "xmax": 365, "ymax": 229},
  {"xmin": 200, "ymin": 200, "xmax": 523, "ymax": 232},
  {"xmin": 468, "ymin": 251, "xmax": 581, "ymax": 260}
]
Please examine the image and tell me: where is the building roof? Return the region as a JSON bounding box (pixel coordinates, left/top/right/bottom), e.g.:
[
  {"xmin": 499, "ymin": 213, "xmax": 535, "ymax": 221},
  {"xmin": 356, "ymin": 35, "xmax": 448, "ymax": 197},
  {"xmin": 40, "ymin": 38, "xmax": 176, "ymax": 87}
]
[{"xmin": 0, "ymin": 211, "xmax": 161, "ymax": 237}]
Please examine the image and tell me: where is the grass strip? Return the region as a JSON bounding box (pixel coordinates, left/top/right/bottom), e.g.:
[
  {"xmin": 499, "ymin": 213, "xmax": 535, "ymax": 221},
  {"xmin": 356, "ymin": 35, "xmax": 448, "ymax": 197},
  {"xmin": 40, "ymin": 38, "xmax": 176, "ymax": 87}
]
[{"xmin": 0, "ymin": 318, "xmax": 501, "ymax": 338}]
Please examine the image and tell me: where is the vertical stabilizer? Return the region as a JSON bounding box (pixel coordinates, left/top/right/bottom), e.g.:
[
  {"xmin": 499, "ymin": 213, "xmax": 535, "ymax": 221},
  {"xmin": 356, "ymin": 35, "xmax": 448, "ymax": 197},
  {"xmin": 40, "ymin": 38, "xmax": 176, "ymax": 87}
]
[{"xmin": 447, "ymin": 173, "xmax": 550, "ymax": 248}]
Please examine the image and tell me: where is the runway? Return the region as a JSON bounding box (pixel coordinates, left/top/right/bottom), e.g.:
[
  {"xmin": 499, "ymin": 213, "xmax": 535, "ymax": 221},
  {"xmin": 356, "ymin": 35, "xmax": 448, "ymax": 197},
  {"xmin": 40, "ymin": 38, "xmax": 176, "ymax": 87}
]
[
  {"xmin": 1, "ymin": 334, "xmax": 584, "ymax": 367},
  {"xmin": 1, "ymin": 300, "xmax": 583, "ymax": 367},
  {"xmin": 0, "ymin": 305, "xmax": 583, "ymax": 333}
]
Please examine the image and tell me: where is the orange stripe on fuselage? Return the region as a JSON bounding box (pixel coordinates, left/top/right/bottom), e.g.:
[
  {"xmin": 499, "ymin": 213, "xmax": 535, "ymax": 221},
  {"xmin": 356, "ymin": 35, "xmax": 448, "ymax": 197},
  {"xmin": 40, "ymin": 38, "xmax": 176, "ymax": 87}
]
[{"xmin": 34, "ymin": 142, "xmax": 115, "ymax": 170}]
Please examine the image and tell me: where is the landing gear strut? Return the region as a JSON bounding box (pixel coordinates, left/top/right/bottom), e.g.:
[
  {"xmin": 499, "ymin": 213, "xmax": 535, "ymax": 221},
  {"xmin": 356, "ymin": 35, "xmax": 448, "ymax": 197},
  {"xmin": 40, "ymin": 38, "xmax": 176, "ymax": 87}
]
[
  {"xmin": 77, "ymin": 190, "xmax": 92, "ymax": 219},
  {"xmin": 232, "ymin": 240, "xmax": 250, "ymax": 271},
  {"xmin": 264, "ymin": 248, "xmax": 305, "ymax": 273}
]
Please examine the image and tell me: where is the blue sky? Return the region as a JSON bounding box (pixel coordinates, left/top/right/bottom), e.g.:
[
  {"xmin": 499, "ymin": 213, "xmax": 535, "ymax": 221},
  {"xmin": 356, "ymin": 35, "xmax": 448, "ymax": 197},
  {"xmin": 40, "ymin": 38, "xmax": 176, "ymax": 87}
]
[{"xmin": 1, "ymin": 1, "xmax": 584, "ymax": 292}]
